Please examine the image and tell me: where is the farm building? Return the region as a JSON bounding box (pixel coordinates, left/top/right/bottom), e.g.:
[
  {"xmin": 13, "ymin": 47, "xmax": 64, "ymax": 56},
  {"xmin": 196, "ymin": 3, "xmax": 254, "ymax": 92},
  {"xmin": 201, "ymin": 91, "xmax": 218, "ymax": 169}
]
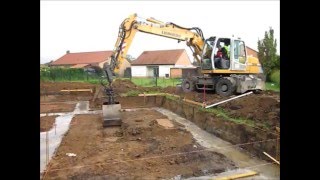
[
  {"xmin": 131, "ymin": 49, "xmax": 195, "ymax": 78},
  {"xmin": 50, "ymin": 50, "xmax": 131, "ymax": 77},
  {"xmin": 246, "ymin": 46, "xmax": 258, "ymax": 58}
]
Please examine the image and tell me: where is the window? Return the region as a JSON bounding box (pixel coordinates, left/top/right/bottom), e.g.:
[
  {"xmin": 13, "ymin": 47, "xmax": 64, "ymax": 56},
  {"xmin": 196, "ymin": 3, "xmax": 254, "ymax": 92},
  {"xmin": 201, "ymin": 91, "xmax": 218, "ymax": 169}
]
[{"xmin": 234, "ymin": 40, "xmax": 246, "ymax": 64}]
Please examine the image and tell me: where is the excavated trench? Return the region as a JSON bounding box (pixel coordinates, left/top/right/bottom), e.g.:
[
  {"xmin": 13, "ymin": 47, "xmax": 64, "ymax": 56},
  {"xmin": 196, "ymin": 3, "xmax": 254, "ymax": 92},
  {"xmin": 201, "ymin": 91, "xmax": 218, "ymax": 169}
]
[
  {"xmin": 40, "ymin": 94, "xmax": 279, "ymax": 179},
  {"xmin": 118, "ymin": 96, "xmax": 280, "ymax": 161}
]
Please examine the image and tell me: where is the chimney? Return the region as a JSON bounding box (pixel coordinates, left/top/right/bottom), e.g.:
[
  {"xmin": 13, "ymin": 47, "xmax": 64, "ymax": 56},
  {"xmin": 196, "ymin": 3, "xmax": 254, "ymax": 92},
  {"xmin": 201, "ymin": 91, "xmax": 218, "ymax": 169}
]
[{"xmin": 66, "ymin": 50, "xmax": 70, "ymax": 54}]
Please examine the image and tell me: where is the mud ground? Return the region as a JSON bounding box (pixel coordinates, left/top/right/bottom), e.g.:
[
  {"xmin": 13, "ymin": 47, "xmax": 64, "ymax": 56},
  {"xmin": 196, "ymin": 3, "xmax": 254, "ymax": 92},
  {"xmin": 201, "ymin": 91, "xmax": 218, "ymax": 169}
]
[
  {"xmin": 44, "ymin": 110, "xmax": 236, "ymax": 179},
  {"xmin": 86, "ymin": 79, "xmax": 280, "ymax": 129},
  {"xmin": 220, "ymin": 94, "xmax": 280, "ymax": 128},
  {"xmin": 41, "ymin": 81, "xmax": 279, "ymax": 130},
  {"xmin": 40, "ymin": 102, "xmax": 77, "ymax": 113},
  {"xmin": 40, "ymin": 116, "xmax": 57, "ymax": 132},
  {"xmin": 40, "ymin": 82, "xmax": 96, "ymax": 103},
  {"xmin": 40, "ymin": 81, "xmax": 96, "ymax": 94},
  {"xmin": 40, "ymin": 80, "xmax": 280, "ymax": 178}
]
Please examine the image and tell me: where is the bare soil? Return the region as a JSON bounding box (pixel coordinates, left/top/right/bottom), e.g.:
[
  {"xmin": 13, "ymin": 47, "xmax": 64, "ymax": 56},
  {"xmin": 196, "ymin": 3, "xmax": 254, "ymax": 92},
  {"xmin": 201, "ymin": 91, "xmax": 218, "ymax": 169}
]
[
  {"xmin": 40, "ymin": 82, "xmax": 96, "ymax": 103},
  {"xmin": 40, "ymin": 102, "xmax": 77, "ymax": 113},
  {"xmin": 41, "ymin": 80, "xmax": 280, "ymax": 128},
  {"xmin": 220, "ymin": 94, "xmax": 280, "ymax": 127},
  {"xmin": 40, "ymin": 116, "xmax": 57, "ymax": 132},
  {"xmin": 44, "ymin": 110, "xmax": 236, "ymax": 179},
  {"xmin": 40, "ymin": 81, "xmax": 97, "ymax": 94}
]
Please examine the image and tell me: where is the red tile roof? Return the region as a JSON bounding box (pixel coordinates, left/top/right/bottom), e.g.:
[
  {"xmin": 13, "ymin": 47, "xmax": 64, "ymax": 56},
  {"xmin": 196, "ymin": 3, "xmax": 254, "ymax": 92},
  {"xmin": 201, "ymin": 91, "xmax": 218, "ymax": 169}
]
[
  {"xmin": 246, "ymin": 46, "xmax": 258, "ymax": 53},
  {"xmin": 70, "ymin": 64, "xmax": 89, "ymax": 68},
  {"xmin": 51, "ymin": 51, "xmax": 113, "ymax": 65},
  {"xmin": 131, "ymin": 49, "xmax": 185, "ymax": 65}
]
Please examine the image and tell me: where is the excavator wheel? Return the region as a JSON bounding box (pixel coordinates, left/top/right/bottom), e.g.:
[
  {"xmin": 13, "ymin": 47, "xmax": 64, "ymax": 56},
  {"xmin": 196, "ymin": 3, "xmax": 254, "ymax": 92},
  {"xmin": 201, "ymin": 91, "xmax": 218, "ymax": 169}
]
[
  {"xmin": 215, "ymin": 78, "xmax": 236, "ymax": 96},
  {"xmin": 182, "ymin": 79, "xmax": 195, "ymax": 93}
]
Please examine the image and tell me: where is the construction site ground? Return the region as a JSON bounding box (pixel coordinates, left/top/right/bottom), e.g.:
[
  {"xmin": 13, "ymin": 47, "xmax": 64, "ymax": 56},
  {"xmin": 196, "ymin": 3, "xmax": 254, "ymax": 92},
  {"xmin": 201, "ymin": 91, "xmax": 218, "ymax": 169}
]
[
  {"xmin": 40, "ymin": 115, "xmax": 58, "ymax": 132},
  {"xmin": 40, "ymin": 80, "xmax": 280, "ymax": 179},
  {"xmin": 45, "ymin": 111, "xmax": 236, "ymax": 179},
  {"xmin": 91, "ymin": 79, "xmax": 280, "ymax": 129}
]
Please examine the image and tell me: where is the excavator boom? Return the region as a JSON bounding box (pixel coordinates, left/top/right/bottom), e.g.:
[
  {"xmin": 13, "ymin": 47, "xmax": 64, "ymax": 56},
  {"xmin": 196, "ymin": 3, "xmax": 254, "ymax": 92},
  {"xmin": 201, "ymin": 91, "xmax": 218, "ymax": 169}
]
[
  {"xmin": 101, "ymin": 13, "xmax": 265, "ymax": 127},
  {"xmin": 101, "ymin": 14, "xmax": 207, "ymax": 127}
]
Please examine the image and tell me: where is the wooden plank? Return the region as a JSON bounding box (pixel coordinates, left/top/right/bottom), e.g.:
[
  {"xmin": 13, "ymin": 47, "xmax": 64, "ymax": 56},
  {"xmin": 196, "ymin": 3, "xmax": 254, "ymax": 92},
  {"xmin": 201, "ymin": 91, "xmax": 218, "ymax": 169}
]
[
  {"xmin": 215, "ymin": 170, "xmax": 258, "ymax": 180},
  {"xmin": 138, "ymin": 93, "xmax": 165, "ymax": 96},
  {"xmin": 167, "ymin": 93, "xmax": 181, "ymax": 98},
  {"xmin": 183, "ymin": 98, "xmax": 205, "ymax": 107},
  {"xmin": 61, "ymin": 89, "xmax": 93, "ymax": 93},
  {"xmin": 263, "ymin": 152, "xmax": 280, "ymax": 165}
]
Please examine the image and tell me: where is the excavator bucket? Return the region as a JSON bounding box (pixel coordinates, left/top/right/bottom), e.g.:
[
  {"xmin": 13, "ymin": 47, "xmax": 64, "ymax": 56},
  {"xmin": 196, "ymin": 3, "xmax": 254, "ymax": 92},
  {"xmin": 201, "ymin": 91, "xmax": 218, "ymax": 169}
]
[{"xmin": 102, "ymin": 101, "xmax": 121, "ymax": 127}]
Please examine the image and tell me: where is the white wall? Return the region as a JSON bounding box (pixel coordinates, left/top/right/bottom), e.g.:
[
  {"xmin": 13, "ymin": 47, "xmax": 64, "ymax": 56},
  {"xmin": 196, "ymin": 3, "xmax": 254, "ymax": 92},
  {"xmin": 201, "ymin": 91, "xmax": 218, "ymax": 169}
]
[
  {"xmin": 131, "ymin": 66, "xmax": 147, "ymax": 77},
  {"xmin": 159, "ymin": 65, "xmax": 174, "ymax": 77},
  {"xmin": 174, "ymin": 64, "xmax": 194, "ymax": 68},
  {"xmin": 132, "ymin": 65, "xmax": 176, "ymax": 77}
]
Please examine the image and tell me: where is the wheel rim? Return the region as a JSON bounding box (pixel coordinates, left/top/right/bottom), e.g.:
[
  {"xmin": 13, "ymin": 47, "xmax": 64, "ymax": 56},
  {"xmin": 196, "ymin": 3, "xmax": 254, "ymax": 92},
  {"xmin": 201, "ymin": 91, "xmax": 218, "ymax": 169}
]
[
  {"xmin": 221, "ymin": 84, "xmax": 228, "ymax": 92},
  {"xmin": 185, "ymin": 82, "xmax": 190, "ymax": 89}
]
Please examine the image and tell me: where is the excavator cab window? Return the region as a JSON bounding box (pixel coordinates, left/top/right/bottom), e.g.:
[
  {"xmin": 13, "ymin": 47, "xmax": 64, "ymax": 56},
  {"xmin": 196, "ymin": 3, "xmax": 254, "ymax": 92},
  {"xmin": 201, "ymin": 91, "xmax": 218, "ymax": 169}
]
[
  {"xmin": 201, "ymin": 41, "xmax": 214, "ymax": 70},
  {"xmin": 234, "ymin": 40, "xmax": 246, "ymax": 64},
  {"xmin": 214, "ymin": 38, "xmax": 231, "ymax": 69}
]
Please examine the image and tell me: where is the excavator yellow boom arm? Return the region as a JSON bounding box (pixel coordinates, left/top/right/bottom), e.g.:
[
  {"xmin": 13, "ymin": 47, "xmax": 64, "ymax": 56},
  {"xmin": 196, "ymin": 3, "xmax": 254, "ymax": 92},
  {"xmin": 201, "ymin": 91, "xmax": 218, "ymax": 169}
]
[{"xmin": 108, "ymin": 13, "xmax": 205, "ymax": 76}]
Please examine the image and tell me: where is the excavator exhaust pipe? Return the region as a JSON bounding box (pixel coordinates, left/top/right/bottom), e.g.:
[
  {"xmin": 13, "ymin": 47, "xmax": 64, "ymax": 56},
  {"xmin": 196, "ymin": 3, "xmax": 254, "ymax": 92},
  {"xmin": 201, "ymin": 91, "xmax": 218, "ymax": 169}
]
[{"xmin": 102, "ymin": 101, "xmax": 121, "ymax": 127}]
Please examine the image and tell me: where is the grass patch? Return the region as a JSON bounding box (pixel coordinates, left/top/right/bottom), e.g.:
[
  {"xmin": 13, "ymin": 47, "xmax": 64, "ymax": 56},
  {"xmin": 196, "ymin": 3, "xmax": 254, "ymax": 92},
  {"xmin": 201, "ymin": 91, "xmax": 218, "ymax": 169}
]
[
  {"xmin": 129, "ymin": 78, "xmax": 181, "ymax": 87},
  {"xmin": 269, "ymin": 69, "xmax": 280, "ymax": 84},
  {"xmin": 265, "ymin": 82, "xmax": 280, "ymax": 92},
  {"xmin": 199, "ymin": 108, "xmax": 260, "ymax": 128},
  {"xmin": 40, "ymin": 79, "xmax": 101, "ymax": 84},
  {"xmin": 125, "ymin": 90, "xmax": 142, "ymax": 97},
  {"xmin": 165, "ymin": 94, "xmax": 180, "ymax": 101}
]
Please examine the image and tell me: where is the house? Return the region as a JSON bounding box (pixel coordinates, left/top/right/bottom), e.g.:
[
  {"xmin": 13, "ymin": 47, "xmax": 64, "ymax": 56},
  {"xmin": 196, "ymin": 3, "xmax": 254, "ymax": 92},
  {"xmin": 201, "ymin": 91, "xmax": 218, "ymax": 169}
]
[
  {"xmin": 50, "ymin": 50, "xmax": 131, "ymax": 77},
  {"xmin": 246, "ymin": 46, "xmax": 258, "ymax": 58},
  {"xmin": 131, "ymin": 49, "xmax": 194, "ymax": 78}
]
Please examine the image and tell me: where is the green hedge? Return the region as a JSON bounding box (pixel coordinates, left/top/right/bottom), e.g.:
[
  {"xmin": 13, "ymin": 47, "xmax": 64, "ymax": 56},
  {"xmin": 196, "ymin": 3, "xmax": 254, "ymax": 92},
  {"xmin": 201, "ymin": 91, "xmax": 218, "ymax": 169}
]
[
  {"xmin": 269, "ymin": 69, "xmax": 280, "ymax": 85},
  {"xmin": 40, "ymin": 67, "xmax": 101, "ymax": 82}
]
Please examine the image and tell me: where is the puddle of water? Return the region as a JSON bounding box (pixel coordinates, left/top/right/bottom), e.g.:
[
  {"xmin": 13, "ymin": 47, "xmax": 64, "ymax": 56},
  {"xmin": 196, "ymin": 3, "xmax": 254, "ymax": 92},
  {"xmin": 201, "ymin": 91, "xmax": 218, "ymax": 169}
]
[
  {"xmin": 153, "ymin": 107, "xmax": 280, "ymax": 180},
  {"xmin": 40, "ymin": 101, "xmax": 101, "ymax": 174}
]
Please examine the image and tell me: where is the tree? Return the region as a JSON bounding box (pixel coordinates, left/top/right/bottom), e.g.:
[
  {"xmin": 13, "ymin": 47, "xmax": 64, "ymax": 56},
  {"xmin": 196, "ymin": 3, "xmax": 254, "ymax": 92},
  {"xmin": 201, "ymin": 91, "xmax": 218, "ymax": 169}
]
[
  {"xmin": 257, "ymin": 27, "xmax": 279, "ymax": 79},
  {"xmin": 126, "ymin": 54, "xmax": 136, "ymax": 63}
]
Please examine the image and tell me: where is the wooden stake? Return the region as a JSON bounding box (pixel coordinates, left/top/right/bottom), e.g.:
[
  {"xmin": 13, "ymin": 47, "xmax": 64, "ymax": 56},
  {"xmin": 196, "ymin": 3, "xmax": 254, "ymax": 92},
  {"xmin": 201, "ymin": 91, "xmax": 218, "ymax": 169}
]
[
  {"xmin": 215, "ymin": 170, "xmax": 258, "ymax": 180},
  {"xmin": 60, "ymin": 89, "xmax": 93, "ymax": 93},
  {"xmin": 263, "ymin": 151, "xmax": 280, "ymax": 165}
]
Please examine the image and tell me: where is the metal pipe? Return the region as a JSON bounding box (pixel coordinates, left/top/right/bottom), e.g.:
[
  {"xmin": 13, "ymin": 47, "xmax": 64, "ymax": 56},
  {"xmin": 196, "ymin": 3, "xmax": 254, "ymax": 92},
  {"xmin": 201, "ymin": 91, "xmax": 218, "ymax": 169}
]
[{"xmin": 205, "ymin": 91, "xmax": 253, "ymax": 108}]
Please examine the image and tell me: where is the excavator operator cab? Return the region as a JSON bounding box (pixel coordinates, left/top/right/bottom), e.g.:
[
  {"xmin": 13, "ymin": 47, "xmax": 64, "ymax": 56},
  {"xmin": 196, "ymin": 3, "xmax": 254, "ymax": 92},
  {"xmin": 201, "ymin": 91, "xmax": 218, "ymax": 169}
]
[
  {"xmin": 201, "ymin": 37, "xmax": 247, "ymax": 71},
  {"xmin": 201, "ymin": 38, "xmax": 215, "ymax": 70}
]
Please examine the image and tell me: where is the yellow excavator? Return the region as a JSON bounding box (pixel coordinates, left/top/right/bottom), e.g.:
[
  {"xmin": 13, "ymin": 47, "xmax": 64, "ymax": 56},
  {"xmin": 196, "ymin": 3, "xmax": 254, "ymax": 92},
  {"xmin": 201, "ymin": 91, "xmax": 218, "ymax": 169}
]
[{"xmin": 101, "ymin": 13, "xmax": 265, "ymax": 127}]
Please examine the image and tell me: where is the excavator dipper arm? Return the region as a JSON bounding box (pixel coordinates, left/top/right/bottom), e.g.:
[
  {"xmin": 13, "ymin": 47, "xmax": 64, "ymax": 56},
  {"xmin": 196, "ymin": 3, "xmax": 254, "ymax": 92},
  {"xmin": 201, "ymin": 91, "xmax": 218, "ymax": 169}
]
[{"xmin": 102, "ymin": 13, "xmax": 205, "ymax": 105}]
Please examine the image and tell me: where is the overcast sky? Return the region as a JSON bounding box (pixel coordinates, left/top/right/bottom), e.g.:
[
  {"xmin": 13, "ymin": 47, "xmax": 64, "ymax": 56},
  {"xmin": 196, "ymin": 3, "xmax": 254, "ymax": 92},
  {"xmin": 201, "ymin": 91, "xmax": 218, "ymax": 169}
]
[{"xmin": 40, "ymin": 0, "xmax": 280, "ymax": 64}]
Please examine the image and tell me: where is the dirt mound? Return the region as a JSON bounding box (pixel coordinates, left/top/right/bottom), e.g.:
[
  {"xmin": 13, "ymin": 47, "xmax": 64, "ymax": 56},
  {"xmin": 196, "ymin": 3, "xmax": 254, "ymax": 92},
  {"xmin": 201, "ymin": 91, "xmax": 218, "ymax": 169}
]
[
  {"xmin": 162, "ymin": 86, "xmax": 179, "ymax": 94},
  {"xmin": 112, "ymin": 79, "xmax": 139, "ymax": 93},
  {"xmin": 111, "ymin": 79, "xmax": 162, "ymax": 94},
  {"xmin": 221, "ymin": 94, "xmax": 280, "ymax": 127},
  {"xmin": 40, "ymin": 81, "xmax": 96, "ymax": 94}
]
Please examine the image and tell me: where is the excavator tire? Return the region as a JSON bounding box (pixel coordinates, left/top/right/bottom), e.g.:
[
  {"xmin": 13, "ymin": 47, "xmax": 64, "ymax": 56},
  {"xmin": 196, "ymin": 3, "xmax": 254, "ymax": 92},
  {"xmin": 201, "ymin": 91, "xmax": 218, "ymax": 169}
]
[
  {"xmin": 215, "ymin": 78, "xmax": 235, "ymax": 96},
  {"xmin": 182, "ymin": 79, "xmax": 195, "ymax": 93}
]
